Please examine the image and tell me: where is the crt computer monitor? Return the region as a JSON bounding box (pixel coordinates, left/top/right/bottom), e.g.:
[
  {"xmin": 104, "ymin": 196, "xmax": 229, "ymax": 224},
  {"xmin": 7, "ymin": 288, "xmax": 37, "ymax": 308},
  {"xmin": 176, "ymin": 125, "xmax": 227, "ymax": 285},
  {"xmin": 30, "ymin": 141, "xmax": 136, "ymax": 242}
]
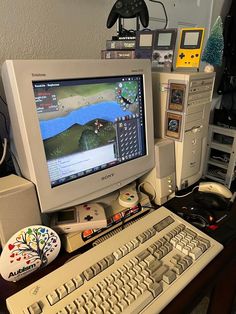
[{"xmin": 1, "ymin": 59, "xmax": 154, "ymax": 213}]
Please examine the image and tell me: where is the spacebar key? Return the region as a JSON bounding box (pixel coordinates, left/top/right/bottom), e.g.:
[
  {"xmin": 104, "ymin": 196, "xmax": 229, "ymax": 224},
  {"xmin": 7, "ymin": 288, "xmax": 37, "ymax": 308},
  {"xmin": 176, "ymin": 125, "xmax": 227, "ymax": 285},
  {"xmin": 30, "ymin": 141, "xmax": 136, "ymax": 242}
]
[{"xmin": 122, "ymin": 290, "xmax": 154, "ymax": 314}]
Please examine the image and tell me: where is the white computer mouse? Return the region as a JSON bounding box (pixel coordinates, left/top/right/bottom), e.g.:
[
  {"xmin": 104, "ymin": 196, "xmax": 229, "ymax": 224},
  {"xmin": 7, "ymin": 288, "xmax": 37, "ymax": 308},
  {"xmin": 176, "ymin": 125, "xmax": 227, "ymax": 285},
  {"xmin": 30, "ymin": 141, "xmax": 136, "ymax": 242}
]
[{"xmin": 198, "ymin": 181, "xmax": 233, "ymax": 199}]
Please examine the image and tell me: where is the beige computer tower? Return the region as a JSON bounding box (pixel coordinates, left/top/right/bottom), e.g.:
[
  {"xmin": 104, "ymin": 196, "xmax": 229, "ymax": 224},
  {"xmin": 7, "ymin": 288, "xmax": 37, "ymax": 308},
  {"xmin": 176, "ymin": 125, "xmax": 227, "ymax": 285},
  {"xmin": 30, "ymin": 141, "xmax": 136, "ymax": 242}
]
[{"xmin": 152, "ymin": 71, "xmax": 215, "ymax": 190}]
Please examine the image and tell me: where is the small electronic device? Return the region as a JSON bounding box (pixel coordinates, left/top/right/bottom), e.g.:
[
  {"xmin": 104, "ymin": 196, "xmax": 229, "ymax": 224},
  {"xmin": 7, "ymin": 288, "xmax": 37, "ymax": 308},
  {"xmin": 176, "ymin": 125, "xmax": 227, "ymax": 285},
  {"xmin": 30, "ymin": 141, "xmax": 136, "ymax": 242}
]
[
  {"xmin": 152, "ymin": 28, "xmax": 177, "ymax": 70},
  {"xmin": 194, "ymin": 192, "xmax": 230, "ymax": 211},
  {"xmin": 2, "ymin": 59, "xmax": 154, "ymax": 213},
  {"xmin": 176, "ymin": 205, "xmax": 216, "ymax": 228},
  {"xmin": 198, "ymin": 181, "xmax": 233, "ymax": 199},
  {"xmin": 0, "ymin": 175, "xmax": 42, "ymax": 247},
  {"xmin": 135, "ymin": 29, "xmax": 177, "ymax": 71},
  {"xmin": 135, "ymin": 30, "xmax": 155, "ymax": 59},
  {"xmin": 139, "ymin": 138, "xmax": 176, "ymax": 205},
  {"xmin": 176, "ymin": 28, "xmax": 205, "ymax": 68},
  {"xmin": 106, "ymin": 0, "xmax": 149, "ymax": 29},
  {"xmin": 50, "ymin": 203, "xmax": 107, "ymax": 234},
  {"xmin": 61, "ymin": 190, "xmax": 151, "ymax": 253},
  {"xmin": 0, "ymin": 225, "xmax": 60, "ymax": 282},
  {"xmin": 118, "ymin": 184, "xmax": 139, "ymax": 207}
]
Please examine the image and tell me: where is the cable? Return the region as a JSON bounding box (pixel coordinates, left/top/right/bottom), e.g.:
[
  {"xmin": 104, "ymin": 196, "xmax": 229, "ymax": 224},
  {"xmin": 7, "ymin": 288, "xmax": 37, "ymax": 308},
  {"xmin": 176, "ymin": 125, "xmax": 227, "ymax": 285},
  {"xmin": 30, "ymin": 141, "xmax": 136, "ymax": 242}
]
[
  {"xmin": 175, "ymin": 185, "xmax": 199, "ymax": 198},
  {"xmin": 0, "ymin": 138, "xmax": 7, "ymax": 165},
  {"xmin": 0, "ymin": 111, "xmax": 9, "ymax": 136},
  {"xmin": 0, "ymin": 96, "xmax": 8, "ymax": 107},
  {"xmin": 149, "ymin": 0, "xmax": 168, "ymax": 29},
  {"xmin": 137, "ymin": 181, "xmax": 156, "ymax": 202}
]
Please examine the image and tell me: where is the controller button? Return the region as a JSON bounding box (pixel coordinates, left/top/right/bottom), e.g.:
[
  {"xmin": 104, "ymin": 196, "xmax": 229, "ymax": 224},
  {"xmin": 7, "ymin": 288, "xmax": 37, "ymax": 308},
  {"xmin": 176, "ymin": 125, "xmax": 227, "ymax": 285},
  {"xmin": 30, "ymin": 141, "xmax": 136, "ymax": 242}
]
[
  {"xmin": 83, "ymin": 229, "xmax": 93, "ymax": 237},
  {"xmin": 84, "ymin": 215, "xmax": 93, "ymax": 221}
]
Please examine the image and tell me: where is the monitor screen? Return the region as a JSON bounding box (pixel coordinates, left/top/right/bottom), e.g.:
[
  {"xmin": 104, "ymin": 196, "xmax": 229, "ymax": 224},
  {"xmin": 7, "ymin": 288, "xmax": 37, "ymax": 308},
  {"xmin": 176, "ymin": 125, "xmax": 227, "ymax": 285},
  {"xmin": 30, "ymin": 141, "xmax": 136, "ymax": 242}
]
[
  {"xmin": 2, "ymin": 59, "xmax": 154, "ymax": 213},
  {"xmin": 184, "ymin": 32, "xmax": 199, "ymax": 46},
  {"xmin": 139, "ymin": 34, "xmax": 153, "ymax": 47},
  {"xmin": 157, "ymin": 33, "xmax": 172, "ymax": 46},
  {"xmin": 33, "ymin": 75, "xmax": 146, "ymax": 188}
]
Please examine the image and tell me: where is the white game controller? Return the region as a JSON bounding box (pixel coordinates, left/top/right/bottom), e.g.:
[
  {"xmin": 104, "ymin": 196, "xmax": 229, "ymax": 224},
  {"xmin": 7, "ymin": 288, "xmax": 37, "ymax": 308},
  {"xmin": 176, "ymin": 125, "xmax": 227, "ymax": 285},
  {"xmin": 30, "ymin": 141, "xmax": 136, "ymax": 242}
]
[
  {"xmin": 118, "ymin": 186, "xmax": 139, "ymax": 208},
  {"xmin": 51, "ymin": 203, "xmax": 107, "ymax": 234},
  {"xmin": 77, "ymin": 203, "xmax": 107, "ymax": 229}
]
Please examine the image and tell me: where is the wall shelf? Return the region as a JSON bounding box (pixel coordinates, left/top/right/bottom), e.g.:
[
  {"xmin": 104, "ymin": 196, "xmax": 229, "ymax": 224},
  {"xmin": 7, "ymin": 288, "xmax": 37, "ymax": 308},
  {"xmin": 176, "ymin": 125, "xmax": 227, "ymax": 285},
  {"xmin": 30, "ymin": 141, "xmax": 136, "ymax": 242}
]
[{"xmin": 203, "ymin": 125, "xmax": 236, "ymax": 188}]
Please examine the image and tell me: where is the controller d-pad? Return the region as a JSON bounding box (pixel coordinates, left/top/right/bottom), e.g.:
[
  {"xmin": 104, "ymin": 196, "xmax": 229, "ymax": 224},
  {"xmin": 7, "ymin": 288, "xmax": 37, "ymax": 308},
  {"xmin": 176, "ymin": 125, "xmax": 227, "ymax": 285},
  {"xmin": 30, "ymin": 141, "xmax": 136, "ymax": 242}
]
[
  {"xmin": 179, "ymin": 52, "xmax": 185, "ymax": 59},
  {"xmin": 84, "ymin": 215, "xmax": 93, "ymax": 221}
]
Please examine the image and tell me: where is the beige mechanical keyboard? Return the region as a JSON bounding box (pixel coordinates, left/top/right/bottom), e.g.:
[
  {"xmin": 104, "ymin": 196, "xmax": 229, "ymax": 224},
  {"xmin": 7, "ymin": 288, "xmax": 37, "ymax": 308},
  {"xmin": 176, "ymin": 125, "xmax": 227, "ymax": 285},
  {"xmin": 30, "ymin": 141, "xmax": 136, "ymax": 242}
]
[{"xmin": 6, "ymin": 206, "xmax": 223, "ymax": 314}]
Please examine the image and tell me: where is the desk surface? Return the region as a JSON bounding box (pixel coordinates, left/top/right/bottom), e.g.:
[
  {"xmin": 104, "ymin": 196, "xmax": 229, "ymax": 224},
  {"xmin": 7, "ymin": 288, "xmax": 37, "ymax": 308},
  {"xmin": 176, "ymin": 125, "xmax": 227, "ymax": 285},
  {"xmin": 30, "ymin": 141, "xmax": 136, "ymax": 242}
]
[{"xmin": 1, "ymin": 201, "xmax": 236, "ymax": 314}]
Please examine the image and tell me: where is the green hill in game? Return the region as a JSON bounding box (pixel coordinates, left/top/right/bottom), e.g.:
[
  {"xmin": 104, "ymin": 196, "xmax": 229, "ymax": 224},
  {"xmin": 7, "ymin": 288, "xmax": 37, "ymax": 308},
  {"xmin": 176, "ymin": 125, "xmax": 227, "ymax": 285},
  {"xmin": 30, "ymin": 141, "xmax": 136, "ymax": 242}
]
[{"xmin": 43, "ymin": 120, "xmax": 116, "ymax": 160}]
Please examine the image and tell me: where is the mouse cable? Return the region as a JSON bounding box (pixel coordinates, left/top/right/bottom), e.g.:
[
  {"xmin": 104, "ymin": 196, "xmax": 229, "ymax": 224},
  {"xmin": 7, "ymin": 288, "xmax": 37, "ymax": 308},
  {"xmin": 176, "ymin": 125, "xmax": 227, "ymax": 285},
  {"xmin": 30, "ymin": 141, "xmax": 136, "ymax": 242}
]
[
  {"xmin": 175, "ymin": 185, "xmax": 199, "ymax": 198},
  {"xmin": 0, "ymin": 138, "xmax": 7, "ymax": 165}
]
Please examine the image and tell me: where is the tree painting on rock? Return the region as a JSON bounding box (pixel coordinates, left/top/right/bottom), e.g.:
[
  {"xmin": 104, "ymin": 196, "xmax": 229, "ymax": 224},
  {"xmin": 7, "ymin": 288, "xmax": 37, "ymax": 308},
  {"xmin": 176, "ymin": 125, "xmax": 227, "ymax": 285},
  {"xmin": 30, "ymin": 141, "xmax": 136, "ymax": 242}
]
[{"xmin": 8, "ymin": 226, "xmax": 59, "ymax": 268}]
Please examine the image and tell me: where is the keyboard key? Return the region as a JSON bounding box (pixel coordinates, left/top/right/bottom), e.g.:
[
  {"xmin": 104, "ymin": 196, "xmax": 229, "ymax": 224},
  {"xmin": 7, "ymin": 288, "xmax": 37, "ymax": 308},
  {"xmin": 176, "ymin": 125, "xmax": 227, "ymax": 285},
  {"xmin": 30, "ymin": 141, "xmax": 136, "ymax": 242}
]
[
  {"xmin": 153, "ymin": 216, "xmax": 174, "ymax": 232},
  {"xmin": 189, "ymin": 247, "xmax": 203, "ymax": 260},
  {"xmin": 113, "ymin": 249, "xmax": 123, "ymax": 260},
  {"xmin": 84, "ymin": 301, "xmax": 95, "ymax": 313},
  {"xmin": 27, "ymin": 302, "xmax": 42, "ymax": 314},
  {"xmin": 91, "ymin": 263, "xmax": 101, "ymax": 275},
  {"xmin": 64, "ymin": 280, "xmax": 76, "ymax": 293},
  {"xmin": 74, "ymin": 296, "xmax": 85, "ymax": 308},
  {"xmin": 122, "ymin": 290, "xmax": 154, "ymax": 314},
  {"xmin": 99, "ymin": 300, "xmax": 110, "ymax": 312},
  {"xmin": 117, "ymin": 299, "xmax": 129, "ymax": 311},
  {"xmin": 65, "ymin": 302, "xmax": 77, "ymax": 313},
  {"xmin": 72, "ymin": 274, "xmax": 84, "ymax": 288},
  {"xmin": 152, "ymin": 265, "xmax": 169, "ymax": 282},
  {"xmin": 163, "ymin": 270, "xmax": 176, "ymax": 284},
  {"xmin": 83, "ymin": 268, "xmax": 94, "ymax": 281},
  {"xmin": 46, "ymin": 291, "xmax": 59, "ymax": 305},
  {"xmin": 149, "ymin": 282, "xmax": 163, "ymax": 297},
  {"xmin": 56, "ymin": 285, "xmax": 67, "ymax": 299}
]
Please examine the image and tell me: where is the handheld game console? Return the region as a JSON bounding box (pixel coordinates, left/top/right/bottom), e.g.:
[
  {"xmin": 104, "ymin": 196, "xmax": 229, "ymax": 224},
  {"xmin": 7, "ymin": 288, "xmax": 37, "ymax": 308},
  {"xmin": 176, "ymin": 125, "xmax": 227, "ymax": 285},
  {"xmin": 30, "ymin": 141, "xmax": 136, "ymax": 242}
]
[
  {"xmin": 50, "ymin": 203, "xmax": 107, "ymax": 234},
  {"xmin": 107, "ymin": 0, "xmax": 149, "ymax": 29}
]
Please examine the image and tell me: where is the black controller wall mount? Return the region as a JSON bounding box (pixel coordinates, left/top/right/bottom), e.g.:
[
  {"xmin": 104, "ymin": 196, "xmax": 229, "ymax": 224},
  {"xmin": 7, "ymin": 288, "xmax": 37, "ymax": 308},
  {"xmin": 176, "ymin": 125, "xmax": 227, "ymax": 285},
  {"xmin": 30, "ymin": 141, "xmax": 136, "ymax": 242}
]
[{"xmin": 107, "ymin": 0, "xmax": 149, "ymax": 29}]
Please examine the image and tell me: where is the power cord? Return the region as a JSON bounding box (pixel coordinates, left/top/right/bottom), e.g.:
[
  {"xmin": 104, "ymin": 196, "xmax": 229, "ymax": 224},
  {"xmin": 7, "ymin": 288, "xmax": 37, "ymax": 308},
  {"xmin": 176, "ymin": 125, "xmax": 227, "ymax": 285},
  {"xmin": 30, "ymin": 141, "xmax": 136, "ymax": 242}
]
[
  {"xmin": 149, "ymin": 0, "xmax": 168, "ymax": 29},
  {"xmin": 0, "ymin": 138, "xmax": 7, "ymax": 165},
  {"xmin": 137, "ymin": 180, "xmax": 157, "ymax": 202},
  {"xmin": 175, "ymin": 185, "xmax": 199, "ymax": 198}
]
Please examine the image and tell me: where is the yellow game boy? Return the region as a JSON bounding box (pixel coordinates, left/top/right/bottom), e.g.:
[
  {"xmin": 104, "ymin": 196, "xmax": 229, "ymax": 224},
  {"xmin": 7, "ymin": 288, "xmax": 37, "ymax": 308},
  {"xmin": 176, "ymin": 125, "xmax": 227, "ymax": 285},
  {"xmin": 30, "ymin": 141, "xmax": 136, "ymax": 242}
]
[{"xmin": 176, "ymin": 28, "xmax": 205, "ymax": 68}]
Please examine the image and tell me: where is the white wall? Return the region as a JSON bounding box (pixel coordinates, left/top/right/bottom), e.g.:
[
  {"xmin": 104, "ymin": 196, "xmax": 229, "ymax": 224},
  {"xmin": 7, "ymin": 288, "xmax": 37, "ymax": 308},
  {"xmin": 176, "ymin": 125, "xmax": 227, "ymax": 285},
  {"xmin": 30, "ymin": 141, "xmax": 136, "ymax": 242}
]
[
  {"xmin": 0, "ymin": 0, "xmax": 115, "ymax": 138},
  {"xmin": 0, "ymin": 0, "xmax": 114, "ymax": 63}
]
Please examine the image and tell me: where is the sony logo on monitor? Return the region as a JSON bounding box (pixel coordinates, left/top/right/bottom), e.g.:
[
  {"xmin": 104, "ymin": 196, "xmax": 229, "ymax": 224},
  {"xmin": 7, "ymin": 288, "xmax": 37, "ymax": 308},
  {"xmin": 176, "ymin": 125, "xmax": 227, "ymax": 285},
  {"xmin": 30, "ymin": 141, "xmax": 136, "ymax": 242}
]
[
  {"xmin": 32, "ymin": 73, "xmax": 46, "ymax": 77},
  {"xmin": 101, "ymin": 173, "xmax": 114, "ymax": 181},
  {"xmin": 132, "ymin": 69, "xmax": 144, "ymax": 73}
]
